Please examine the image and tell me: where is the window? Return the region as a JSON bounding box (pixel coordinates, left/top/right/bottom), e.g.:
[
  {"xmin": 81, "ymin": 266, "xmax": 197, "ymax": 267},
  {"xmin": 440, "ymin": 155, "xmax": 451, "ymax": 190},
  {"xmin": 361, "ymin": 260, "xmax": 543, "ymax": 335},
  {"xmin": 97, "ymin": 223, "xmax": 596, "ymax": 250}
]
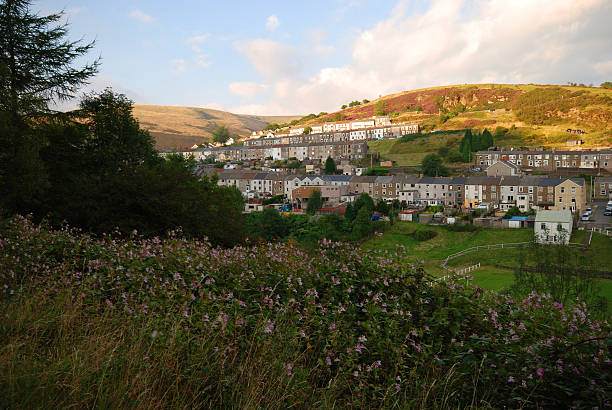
[
  {"xmin": 541, "ymin": 223, "xmax": 546, "ymax": 230},
  {"xmin": 571, "ymin": 187, "xmax": 576, "ymax": 194},
  {"xmin": 559, "ymin": 197, "xmax": 563, "ymax": 203},
  {"xmin": 561, "ymin": 187, "xmax": 565, "ymax": 193}
]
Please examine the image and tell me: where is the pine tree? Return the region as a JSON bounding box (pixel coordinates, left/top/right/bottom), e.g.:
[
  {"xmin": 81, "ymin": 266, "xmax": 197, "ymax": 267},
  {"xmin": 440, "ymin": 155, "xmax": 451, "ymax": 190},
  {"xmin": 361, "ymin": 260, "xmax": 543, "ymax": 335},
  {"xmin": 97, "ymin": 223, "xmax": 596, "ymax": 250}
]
[
  {"xmin": 481, "ymin": 128, "xmax": 494, "ymax": 150},
  {"xmin": 324, "ymin": 156, "xmax": 337, "ymax": 174},
  {"xmin": 459, "ymin": 129, "xmax": 473, "ymax": 162},
  {"xmin": 0, "ymin": 0, "xmax": 98, "ymax": 213}
]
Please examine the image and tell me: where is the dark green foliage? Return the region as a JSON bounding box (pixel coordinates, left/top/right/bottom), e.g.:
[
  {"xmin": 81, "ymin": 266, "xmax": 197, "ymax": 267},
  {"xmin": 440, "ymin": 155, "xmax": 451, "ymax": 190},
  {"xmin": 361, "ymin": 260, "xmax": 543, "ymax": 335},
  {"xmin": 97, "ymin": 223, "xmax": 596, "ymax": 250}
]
[
  {"xmin": 445, "ymin": 149, "xmax": 463, "ymax": 163},
  {"xmin": 374, "ymin": 200, "xmax": 389, "ymax": 216},
  {"xmin": 0, "ymin": 0, "xmax": 98, "ymax": 214},
  {"xmin": 0, "ymin": 0, "xmax": 99, "ymax": 116},
  {"xmin": 344, "ymin": 203, "xmax": 355, "ymax": 221},
  {"xmin": 306, "ymin": 189, "xmax": 322, "ymax": 215},
  {"xmin": 341, "ymin": 104, "xmax": 347, "ymax": 109},
  {"xmin": 481, "ymin": 128, "xmax": 494, "ymax": 149},
  {"xmin": 421, "ymin": 154, "xmax": 449, "ymax": 177},
  {"xmin": 502, "ymin": 206, "xmax": 534, "ymax": 219},
  {"xmin": 262, "ymin": 194, "xmax": 285, "ymax": 205},
  {"xmin": 212, "ymin": 124, "xmax": 230, "ymax": 143},
  {"xmin": 374, "ymin": 100, "xmax": 386, "ymax": 116},
  {"xmin": 348, "ymin": 100, "xmax": 361, "ymax": 107},
  {"xmin": 263, "ymin": 122, "xmax": 280, "ymax": 131},
  {"xmin": 459, "ymin": 129, "xmax": 473, "ymax": 162},
  {"xmin": 245, "ymin": 207, "xmax": 287, "ymax": 242},
  {"xmin": 303, "ymin": 126, "xmax": 312, "ymax": 134},
  {"xmin": 364, "ymin": 167, "xmax": 389, "ymax": 176},
  {"xmin": 437, "ymin": 146, "xmax": 449, "ymax": 157},
  {"xmin": 353, "ymin": 193, "xmax": 374, "ymax": 214},
  {"xmin": 362, "ymin": 99, "xmax": 370, "ymax": 104},
  {"xmin": 444, "ymin": 222, "xmax": 480, "ymax": 232},
  {"xmin": 351, "ymin": 205, "xmax": 373, "ymax": 240},
  {"xmin": 324, "ymin": 156, "xmax": 336, "ymax": 174},
  {"xmin": 412, "ymin": 229, "xmax": 437, "ymax": 241},
  {"xmin": 601, "ymin": 82, "xmax": 612, "ymax": 89},
  {"xmin": 512, "ymin": 242, "xmax": 608, "ymax": 317}
]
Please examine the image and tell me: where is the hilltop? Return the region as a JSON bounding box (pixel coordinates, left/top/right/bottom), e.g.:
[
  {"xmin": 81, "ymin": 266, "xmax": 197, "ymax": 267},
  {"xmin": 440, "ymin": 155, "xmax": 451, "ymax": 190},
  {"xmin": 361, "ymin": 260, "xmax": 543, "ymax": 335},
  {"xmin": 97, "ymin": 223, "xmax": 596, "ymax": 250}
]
[
  {"xmin": 132, "ymin": 105, "xmax": 300, "ymax": 149},
  {"xmin": 294, "ymin": 84, "xmax": 612, "ymax": 148}
]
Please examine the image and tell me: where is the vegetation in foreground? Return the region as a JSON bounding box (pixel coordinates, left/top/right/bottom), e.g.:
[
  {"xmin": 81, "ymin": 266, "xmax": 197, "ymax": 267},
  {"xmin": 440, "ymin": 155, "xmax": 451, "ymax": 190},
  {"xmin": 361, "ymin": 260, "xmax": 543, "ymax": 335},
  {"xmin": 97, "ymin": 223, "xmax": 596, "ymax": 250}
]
[{"xmin": 0, "ymin": 216, "xmax": 609, "ymax": 408}]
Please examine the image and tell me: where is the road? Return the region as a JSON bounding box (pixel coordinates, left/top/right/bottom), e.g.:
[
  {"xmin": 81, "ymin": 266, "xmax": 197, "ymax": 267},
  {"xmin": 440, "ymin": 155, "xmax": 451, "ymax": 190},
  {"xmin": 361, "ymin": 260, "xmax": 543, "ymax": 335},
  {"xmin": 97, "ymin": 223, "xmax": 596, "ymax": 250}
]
[{"xmin": 579, "ymin": 201, "xmax": 612, "ymax": 229}]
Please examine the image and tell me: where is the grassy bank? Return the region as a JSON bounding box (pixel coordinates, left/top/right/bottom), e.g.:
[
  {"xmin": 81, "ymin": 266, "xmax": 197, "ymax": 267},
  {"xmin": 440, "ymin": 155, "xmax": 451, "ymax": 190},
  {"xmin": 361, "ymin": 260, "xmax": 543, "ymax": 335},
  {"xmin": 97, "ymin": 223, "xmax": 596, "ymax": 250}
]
[{"xmin": 0, "ymin": 216, "xmax": 609, "ymax": 408}]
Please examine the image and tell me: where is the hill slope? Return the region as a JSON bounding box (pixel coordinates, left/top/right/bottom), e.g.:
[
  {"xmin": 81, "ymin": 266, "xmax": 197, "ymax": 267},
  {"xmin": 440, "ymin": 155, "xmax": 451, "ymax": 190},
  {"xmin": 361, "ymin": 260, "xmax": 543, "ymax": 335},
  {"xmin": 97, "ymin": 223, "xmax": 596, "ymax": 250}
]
[
  {"xmin": 304, "ymin": 84, "xmax": 612, "ymax": 148},
  {"xmin": 132, "ymin": 105, "xmax": 300, "ymax": 149}
]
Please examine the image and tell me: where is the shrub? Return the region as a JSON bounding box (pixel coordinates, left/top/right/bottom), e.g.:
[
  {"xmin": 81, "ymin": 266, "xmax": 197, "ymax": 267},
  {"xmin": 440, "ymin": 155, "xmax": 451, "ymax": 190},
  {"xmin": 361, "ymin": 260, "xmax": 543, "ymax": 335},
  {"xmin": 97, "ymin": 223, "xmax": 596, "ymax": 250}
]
[
  {"xmin": 412, "ymin": 229, "xmax": 437, "ymax": 241},
  {"xmin": 444, "ymin": 222, "xmax": 480, "ymax": 232}
]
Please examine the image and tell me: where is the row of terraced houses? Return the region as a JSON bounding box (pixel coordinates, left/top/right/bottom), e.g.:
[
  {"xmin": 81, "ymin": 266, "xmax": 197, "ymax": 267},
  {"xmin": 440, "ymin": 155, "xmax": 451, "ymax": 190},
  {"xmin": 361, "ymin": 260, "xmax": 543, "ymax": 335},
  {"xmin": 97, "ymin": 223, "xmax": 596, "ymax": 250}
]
[
  {"xmin": 210, "ymin": 170, "xmax": 586, "ymax": 214},
  {"xmin": 476, "ymin": 147, "xmax": 612, "ymax": 174}
]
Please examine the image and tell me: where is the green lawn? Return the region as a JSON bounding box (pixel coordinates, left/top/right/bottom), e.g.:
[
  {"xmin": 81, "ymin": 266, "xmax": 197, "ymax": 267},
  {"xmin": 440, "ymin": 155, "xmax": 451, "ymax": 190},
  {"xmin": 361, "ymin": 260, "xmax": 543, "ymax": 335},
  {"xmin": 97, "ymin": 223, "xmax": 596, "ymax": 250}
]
[{"xmin": 365, "ymin": 222, "xmax": 612, "ymax": 312}]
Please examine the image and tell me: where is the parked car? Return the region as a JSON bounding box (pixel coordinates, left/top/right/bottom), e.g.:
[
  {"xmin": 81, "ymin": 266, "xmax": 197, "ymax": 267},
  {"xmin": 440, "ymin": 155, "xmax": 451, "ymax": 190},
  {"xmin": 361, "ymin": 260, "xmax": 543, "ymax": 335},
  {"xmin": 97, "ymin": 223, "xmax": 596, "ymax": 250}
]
[
  {"xmin": 472, "ymin": 167, "xmax": 483, "ymax": 172},
  {"xmin": 604, "ymin": 209, "xmax": 612, "ymax": 216},
  {"xmin": 584, "ymin": 207, "xmax": 593, "ymax": 215},
  {"xmin": 581, "ymin": 213, "xmax": 590, "ymax": 221}
]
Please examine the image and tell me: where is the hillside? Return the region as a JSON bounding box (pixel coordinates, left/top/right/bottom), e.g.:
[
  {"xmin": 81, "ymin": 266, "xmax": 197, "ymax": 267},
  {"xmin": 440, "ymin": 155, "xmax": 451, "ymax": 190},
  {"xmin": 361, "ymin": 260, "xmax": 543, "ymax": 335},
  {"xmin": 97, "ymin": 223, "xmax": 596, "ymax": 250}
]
[
  {"xmin": 303, "ymin": 84, "xmax": 612, "ymax": 148},
  {"xmin": 132, "ymin": 105, "xmax": 300, "ymax": 150}
]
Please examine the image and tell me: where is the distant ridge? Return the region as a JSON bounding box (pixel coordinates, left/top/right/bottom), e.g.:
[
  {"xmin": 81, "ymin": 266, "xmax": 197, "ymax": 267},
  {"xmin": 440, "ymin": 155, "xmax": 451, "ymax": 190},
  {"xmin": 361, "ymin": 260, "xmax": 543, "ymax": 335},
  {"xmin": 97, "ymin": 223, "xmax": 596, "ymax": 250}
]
[{"xmin": 132, "ymin": 104, "xmax": 300, "ymax": 150}]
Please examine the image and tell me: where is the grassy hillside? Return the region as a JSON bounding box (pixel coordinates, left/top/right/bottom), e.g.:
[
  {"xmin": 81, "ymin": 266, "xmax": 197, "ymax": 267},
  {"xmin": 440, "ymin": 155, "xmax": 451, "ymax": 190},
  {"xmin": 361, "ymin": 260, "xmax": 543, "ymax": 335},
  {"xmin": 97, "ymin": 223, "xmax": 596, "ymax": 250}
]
[
  {"xmin": 309, "ymin": 84, "xmax": 612, "ymax": 148},
  {"xmin": 132, "ymin": 105, "xmax": 300, "ymax": 150}
]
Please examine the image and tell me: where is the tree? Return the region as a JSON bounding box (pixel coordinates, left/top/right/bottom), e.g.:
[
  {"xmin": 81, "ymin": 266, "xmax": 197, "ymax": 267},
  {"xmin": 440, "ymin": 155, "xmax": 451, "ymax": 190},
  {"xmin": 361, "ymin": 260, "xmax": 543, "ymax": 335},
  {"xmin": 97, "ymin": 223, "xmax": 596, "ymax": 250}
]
[
  {"xmin": 471, "ymin": 132, "xmax": 482, "ymax": 152},
  {"xmin": 75, "ymin": 89, "xmax": 157, "ymax": 175},
  {"xmin": 212, "ymin": 125, "xmax": 230, "ymax": 143},
  {"xmin": 421, "ymin": 154, "xmax": 449, "ymax": 177},
  {"xmin": 0, "ymin": 0, "xmax": 99, "ymax": 214},
  {"xmin": 341, "ymin": 104, "xmax": 347, "ymax": 110},
  {"xmin": 324, "ymin": 156, "xmax": 336, "ymax": 174},
  {"xmin": 459, "ymin": 129, "xmax": 473, "ymax": 162},
  {"xmin": 481, "ymin": 128, "xmax": 494, "ymax": 149},
  {"xmin": 0, "ymin": 0, "xmax": 99, "ymax": 116},
  {"xmin": 374, "ymin": 100, "xmax": 387, "ymax": 116},
  {"xmin": 352, "ymin": 205, "xmax": 373, "ymax": 240},
  {"xmin": 303, "ymin": 126, "xmax": 312, "ymax": 134},
  {"xmin": 362, "ymin": 99, "xmax": 370, "ymax": 104},
  {"xmin": 306, "ymin": 189, "xmax": 323, "ymax": 215},
  {"xmin": 601, "ymin": 82, "xmax": 612, "ymax": 89},
  {"xmin": 437, "ymin": 146, "xmax": 449, "ymax": 158}
]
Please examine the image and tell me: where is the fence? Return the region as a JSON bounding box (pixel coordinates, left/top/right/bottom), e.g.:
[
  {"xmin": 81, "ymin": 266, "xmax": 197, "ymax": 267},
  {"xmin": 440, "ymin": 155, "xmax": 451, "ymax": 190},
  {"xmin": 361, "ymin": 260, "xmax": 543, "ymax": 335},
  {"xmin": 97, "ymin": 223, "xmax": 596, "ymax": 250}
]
[{"xmin": 440, "ymin": 242, "xmax": 531, "ymax": 267}]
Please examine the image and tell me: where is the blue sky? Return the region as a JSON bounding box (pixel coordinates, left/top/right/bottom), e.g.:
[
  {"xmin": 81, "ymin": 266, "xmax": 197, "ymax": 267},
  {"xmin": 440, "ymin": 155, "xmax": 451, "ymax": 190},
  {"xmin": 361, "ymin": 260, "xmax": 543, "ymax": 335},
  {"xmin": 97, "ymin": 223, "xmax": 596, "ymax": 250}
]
[{"xmin": 37, "ymin": 0, "xmax": 612, "ymax": 115}]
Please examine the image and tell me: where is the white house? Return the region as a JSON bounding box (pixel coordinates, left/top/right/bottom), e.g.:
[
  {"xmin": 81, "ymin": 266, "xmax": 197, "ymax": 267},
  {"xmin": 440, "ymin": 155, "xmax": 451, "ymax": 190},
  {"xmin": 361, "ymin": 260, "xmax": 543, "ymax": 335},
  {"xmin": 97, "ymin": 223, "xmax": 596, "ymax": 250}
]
[{"xmin": 534, "ymin": 210, "xmax": 573, "ymax": 244}]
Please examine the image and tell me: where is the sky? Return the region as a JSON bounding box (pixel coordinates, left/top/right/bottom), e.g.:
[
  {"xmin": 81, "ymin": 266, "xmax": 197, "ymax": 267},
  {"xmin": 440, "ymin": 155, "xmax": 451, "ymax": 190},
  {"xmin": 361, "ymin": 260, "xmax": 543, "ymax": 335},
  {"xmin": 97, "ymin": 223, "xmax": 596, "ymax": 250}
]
[{"xmin": 36, "ymin": 0, "xmax": 612, "ymax": 116}]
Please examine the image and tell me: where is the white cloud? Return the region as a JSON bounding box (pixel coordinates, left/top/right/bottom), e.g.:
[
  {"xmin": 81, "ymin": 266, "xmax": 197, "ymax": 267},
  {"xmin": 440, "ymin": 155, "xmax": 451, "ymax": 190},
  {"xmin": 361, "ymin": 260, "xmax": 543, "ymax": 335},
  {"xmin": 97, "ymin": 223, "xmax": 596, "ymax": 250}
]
[
  {"xmin": 170, "ymin": 59, "xmax": 186, "ymax": 74},
  {"xmin": 129, "ymin": 9, "xmax": 155, "ymax": 23},
  {"xmin": 195, "ymin": 54, "xmax": 212, "ymax": 69},
  {"xmin": 199, "ymin": 102, "xmax": 226, "ymax": 111},
  {"xmin": 186, "ymin": 33, "xmax": 210, "ymax": 52},
  {"xmin": 235, "ymin": 39, "xmax": 302, "ymax": 77},
  {"xmin": 315, "ymin": 44, "xmax": 335, "ymax": 56},
  {"xmin": 235, "ymin": 0, "xmax": 612, "ymax": 115},
  {"xmin": 266, "ymin": 15, "xmax": 280, "ymax": 32},
  {"xmin": 594, "ymin": 60, "xmax": 612, "ymax": 75},
  {"xmin": 228, "ymin": 82, "xmax": 269, "ymax": 98}
]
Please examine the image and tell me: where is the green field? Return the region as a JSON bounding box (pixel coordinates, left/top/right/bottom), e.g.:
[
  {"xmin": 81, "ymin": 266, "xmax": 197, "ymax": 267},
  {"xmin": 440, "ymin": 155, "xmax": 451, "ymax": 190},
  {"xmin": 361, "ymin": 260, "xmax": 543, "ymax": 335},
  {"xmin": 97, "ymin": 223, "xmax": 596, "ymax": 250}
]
[{"xmin": 364, "ymin": 222, "xmax": 612, "ymax": 311}]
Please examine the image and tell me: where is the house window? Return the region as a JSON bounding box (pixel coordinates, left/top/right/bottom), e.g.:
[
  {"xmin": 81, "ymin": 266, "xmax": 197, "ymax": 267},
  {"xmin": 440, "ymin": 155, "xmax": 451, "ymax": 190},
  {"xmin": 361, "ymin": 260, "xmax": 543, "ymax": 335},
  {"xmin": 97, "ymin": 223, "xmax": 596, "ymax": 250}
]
[
  {"xmin": 541, "ymin": 223, "xmax": 546, "ymax": 230},
  {"xmin": 492, "ymin": 186, "xmax": 496, "ymax": 192},
  {"xmin": 571, "ymin": 187, "xmax": 576, "ymax": 194},
  {"xmin": 558, "ymin": 197, "xmax": 562, "ymax": 203},
  {"xmin": 561, "ymin": 187, "xmax": 565, "ymax": 193}
]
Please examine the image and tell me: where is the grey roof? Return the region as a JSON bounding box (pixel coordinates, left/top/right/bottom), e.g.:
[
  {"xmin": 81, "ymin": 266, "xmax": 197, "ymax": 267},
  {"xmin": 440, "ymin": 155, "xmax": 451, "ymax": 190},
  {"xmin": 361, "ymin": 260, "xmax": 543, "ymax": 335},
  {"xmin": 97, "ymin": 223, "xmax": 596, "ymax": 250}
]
[
  {"xmin": 487, "ymin": 160, "xmax": 520, "ymax": 170},
  {"xmin": 375, "ymin": 176, "xmax": 394, "ymax": 183},
  {"xmin": 465, "ymin": 176, "xmax": 501, "ymax": 185},
  {"xmin": 498, "ymin": 176, "xmax": 521, "ymax": 186},
  {"xmin": 535, "ymin": 210, "xmax": 573, "ymax": 223},
  {"xmin": 569, "ymin": 178, "xmax": 585, "ymax": 187},
  {"xmin": 595, "ymin": 176, "xmax": 612, "ymax": 183}
]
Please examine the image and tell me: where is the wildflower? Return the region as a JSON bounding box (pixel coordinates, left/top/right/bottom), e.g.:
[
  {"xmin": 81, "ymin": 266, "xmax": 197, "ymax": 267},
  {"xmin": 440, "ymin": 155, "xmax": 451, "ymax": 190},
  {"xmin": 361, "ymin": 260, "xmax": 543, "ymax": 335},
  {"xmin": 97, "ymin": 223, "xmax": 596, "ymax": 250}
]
[
  {"xmin": 536, "ymin": 368, "xmax": 544, "ymax": 378},
  {"xmin": 508, "ymin": 376, "xmax": 515, "ymax": 383},
  {"xmin": 264, "ymin": 321, "xmax": 275, "ymax": 334}
]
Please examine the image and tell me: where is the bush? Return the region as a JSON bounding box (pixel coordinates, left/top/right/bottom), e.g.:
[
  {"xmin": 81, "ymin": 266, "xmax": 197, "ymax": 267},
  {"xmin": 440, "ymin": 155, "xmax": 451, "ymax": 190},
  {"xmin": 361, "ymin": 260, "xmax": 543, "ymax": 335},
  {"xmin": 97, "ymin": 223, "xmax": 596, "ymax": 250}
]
[
  {"xmin": 444, "ymin": 222, "xmax": 480, "ymax": 232},
  {"xmin": 412, "ymin": 229, "xmax": 437, "ymax": 241}
]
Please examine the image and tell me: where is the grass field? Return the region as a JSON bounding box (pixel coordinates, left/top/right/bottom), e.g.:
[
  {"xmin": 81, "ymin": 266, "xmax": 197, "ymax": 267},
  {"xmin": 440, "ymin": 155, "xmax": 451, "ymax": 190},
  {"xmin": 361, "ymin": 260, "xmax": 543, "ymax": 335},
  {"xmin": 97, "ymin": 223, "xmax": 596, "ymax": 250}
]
[{"xmin": 364, "ymin": 222, "xmax": 612, "ymax": 311}]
